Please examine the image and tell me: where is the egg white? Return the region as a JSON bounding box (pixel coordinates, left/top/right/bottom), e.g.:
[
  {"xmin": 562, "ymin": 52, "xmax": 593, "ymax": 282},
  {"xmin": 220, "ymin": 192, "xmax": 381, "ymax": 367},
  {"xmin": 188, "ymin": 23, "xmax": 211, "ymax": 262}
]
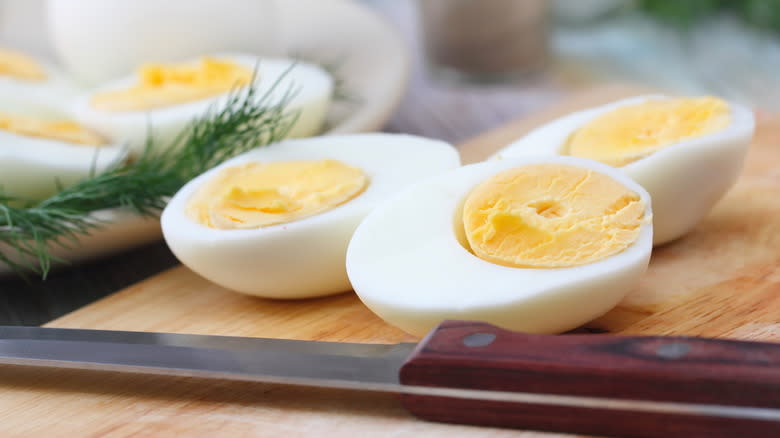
[
  {"xmin": 492, "ymin": 95, "xmax": 754, "ymax": 245},
  {"xmin": 161, "ymin": 133, "xmax": 461, "ymax": 299},
  {"xmin": 70, "ymin": 54, "xmax": 333, "ymax": 157},
  {"xmin": 0, "ymin": 101, "xmax": 126, "ymax": 200},
  {"xmin": 346, "ymin": 156, "xmax": 653, "ymax": 337},
  {"xmin": 0, "ymin": 57, "xmax": 81, "ymax": 108}
]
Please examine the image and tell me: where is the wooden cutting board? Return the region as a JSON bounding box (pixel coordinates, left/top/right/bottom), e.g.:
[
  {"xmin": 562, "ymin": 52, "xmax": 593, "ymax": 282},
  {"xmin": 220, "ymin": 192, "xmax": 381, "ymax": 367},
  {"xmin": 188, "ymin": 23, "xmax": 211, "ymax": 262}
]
[{"xmin": 0, "ymin": 85, "xmax": 778, "ymax": 437}]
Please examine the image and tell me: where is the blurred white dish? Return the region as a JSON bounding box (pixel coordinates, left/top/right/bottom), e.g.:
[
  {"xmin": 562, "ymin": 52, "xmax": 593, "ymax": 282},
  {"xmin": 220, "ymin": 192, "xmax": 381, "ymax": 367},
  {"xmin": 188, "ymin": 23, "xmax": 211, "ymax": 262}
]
[
  {"xmin": 0, "ymin": 0, "xmax": 409, "ymax": 274},
  {"xmin": 47, "ymin": 0, "xmax": 280, "ymax": 85}
]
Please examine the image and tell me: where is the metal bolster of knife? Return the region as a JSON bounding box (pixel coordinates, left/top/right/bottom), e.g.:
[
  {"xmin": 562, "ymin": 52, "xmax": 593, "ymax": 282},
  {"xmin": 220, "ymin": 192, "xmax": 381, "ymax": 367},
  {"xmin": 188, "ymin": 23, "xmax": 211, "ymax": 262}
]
[{"xmin": 398, "ymin": 320, "xmax": 780, "ymax": 438}]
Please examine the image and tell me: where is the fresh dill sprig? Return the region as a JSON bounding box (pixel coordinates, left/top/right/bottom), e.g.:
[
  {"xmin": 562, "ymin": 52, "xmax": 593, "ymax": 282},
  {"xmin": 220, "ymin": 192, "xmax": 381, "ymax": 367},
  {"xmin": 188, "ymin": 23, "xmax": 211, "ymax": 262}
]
[{"xmin": 0, "ymin": 69, "xmax": 299, "ymax": 278}]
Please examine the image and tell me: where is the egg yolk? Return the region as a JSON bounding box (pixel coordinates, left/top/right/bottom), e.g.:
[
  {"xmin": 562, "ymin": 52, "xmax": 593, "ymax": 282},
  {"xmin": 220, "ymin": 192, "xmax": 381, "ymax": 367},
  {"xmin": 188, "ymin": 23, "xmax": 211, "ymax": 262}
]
[
  {"xmin": 462, "ymin": 164, "xmax": 645, "ymax": 268},
  {"xmin": 567, "ymin": 97, "xmax": 730, "ymax": 167},
  {"xmin": 91, "ymin": 57, "xmax": 253, "ymax": 112},
  {"xmin": 0, "ymin": 112, "xmax": 106, "ymax": 146},
  {"xmin": 0, "ymin": 48, "xmax": 46, "ymax": 82},
  {"xmin": 187, "ymin": 160, "xmax": 368, "ymax": 229}
]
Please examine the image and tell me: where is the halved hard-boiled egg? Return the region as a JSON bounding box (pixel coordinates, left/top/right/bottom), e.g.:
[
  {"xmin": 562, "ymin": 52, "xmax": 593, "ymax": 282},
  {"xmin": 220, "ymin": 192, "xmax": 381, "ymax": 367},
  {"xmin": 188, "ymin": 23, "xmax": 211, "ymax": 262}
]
[
  {"xmin": 71, "ymin": 54, "xmax": 333, "ymax": 157},
  {"xmin": 347, "ymin": 156, "xmax": 652, "ymax": 336},
  {"xmin": 493, "ymin": 95, "xmax": 754, "ymax": 245},
  {"xmin": 0, "ymin": 47, "xmax": 80, "ymax": 106},
  {"xmin": 161, "ymin": 133, "xmax": 460, "ymax": 299},
  {"xmin": 0, "ymin": 99, "xmax": 126, "ymax": 200}
]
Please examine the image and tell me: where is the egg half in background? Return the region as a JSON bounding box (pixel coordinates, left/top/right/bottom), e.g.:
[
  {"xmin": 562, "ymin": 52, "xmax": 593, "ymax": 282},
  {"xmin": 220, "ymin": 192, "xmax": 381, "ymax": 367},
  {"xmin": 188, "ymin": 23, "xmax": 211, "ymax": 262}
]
[
  {"xmin": 347, "ymin": 156, "xmax": 653, "ymax": 336},
  {"xmin": 70, "ymin": 54, "xmax": 333, "ymax": 157},
  {"xmin": 161, "ymin": 133, "xmax": 460, "ymax": 299},
  {"xmin": 47, "ymin": 0, "xmax": 279, "ymax": 85},
  {"xmin": 0, "ymin": 46, "xmax": 80, "ymax": 107},
  {"xmin": 0, "ymin": 98, "xmax": 126, "ymax": 200},
  {"xmin": 493, "ymin": 95, "xmax": 754, "ymax": 245}
]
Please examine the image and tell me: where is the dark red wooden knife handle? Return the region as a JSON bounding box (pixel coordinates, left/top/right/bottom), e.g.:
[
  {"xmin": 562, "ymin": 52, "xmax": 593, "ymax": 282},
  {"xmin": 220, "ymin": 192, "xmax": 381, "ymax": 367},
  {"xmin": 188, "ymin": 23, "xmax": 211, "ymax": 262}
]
[{"xmin": 399, "ymin": 320, "xmax": 780, "ymax": 438}]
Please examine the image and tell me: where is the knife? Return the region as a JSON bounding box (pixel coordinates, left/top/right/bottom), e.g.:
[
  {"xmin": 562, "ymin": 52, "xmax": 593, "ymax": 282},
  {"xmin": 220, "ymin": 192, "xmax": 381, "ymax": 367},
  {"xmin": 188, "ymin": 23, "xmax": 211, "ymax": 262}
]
[{"xmin": 0, "ymin": 320, "xmax": 777, "ymax": 438}]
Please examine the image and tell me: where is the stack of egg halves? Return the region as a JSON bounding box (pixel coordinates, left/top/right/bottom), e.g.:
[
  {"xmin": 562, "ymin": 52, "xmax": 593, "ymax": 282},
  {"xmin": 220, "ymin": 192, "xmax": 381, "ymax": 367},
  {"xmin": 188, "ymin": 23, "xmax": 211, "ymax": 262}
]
[
  {"xmin": 162, "ymin": 92, "xmax": 752, "ymax": 339},
  {"xmin": 0, "ymin": 48, "xmax": 334, "ymax": 200},
  {"xmin": 0, "ymin": 0, "xmax": 348, "ymax": 200},
  {"xmin": 345, "ymin": 95, "xmax": 753, "ymax": 336}
]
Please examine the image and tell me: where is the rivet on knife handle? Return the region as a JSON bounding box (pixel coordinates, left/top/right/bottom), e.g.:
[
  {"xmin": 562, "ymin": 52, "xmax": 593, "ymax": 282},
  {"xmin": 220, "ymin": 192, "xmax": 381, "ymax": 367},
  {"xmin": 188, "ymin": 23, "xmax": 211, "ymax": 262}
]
[{"xmin": 399, "ymin": 320, "xmax": 780, "ymax": 438}]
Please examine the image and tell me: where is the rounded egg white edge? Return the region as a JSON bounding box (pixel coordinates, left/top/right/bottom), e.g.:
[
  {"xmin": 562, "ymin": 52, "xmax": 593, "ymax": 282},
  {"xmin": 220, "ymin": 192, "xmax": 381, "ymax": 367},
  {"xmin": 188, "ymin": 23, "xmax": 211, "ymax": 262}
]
[
  {"xmin": 622, "ymin": 100, "xmax": 754, "ymax": 244},
  {"xmin": 69, "ymin": 54, "xmax": 334, "ymax": 154},
  {"xmin": 161, "ymin": 133, "xmax": 460, "ymax": 299},
  {"xmin": 492, "ymin": 95, "xmax": 754, "ymax": 245},
  {"xmin": 0, "ymin": 130, "xmax": 127, "ymax": 200},
  {"xmin": 0, "ymin": 58, "xmax": 84, "ymax": 108},
  {"xmin": 346, "ymin": 155, "xmax": 653, "ymax": 337}
]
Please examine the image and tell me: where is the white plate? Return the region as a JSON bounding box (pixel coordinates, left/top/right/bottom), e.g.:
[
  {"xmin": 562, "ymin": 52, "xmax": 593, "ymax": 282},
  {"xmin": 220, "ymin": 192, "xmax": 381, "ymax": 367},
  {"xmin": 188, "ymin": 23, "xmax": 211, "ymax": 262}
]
[{"xmin": 0, "ymin": 0, "xmax": 409, "ymax": 274}]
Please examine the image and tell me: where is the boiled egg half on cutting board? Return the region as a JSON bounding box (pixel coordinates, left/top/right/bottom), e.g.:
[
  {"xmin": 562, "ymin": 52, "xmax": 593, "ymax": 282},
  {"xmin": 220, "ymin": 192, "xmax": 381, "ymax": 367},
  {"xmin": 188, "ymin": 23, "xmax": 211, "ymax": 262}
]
[
  {"xmin": 347, "ymin": 156, "xmax": 653, "ymax": 336},
  {"xmin": 70, "ymin": 54, "xmax": 333, "ymax": 157},
  {"xmin": 493, "ymin": 95, "xmax": 754, "ymax": 245},
  {"xmin": 161, "ymin": 133, "xmax": 460, "ymax": 299},
  {"xmin": 0, "ymin": 98, "xmax": 126, "ymax": 201}
]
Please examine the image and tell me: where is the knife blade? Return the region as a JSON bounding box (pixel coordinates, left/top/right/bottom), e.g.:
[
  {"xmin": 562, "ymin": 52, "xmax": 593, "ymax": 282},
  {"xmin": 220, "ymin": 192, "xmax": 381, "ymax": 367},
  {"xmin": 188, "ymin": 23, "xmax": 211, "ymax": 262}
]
[{"xmin": 0, "ymin": 320, "xmax": 777, "ymax": 438}]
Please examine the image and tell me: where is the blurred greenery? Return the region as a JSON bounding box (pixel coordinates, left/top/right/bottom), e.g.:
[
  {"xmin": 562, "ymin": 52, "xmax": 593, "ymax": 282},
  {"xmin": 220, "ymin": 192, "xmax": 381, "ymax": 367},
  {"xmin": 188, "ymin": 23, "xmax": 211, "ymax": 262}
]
[{"xmin": 637, "ymin": 0, "xmax": 780, "ymax": 31}]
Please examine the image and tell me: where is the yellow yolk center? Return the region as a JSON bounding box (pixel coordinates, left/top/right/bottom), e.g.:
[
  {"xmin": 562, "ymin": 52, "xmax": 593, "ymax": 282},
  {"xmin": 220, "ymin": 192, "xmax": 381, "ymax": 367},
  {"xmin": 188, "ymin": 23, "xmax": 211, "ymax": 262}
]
[
  {"xmin": 0, "ymin": 48, "xmax": 46, "ymax": 81},
  {"xmin": 187, "ymin": 160, "xmax": 369, "ymax": 229},
  {"xmin": 567, "ymin": 97, "xmax": 730, "ymax": 167},
  {"xmin": 91, "ymin": 57, "xmax": 253, "ymax": 112},
  {"xmin": 462, "ymin": 164, "xmax": 646, "ymax": 268},
  {"xmin": 0, "ymin": 112, "xmax": 106, "ymax": 146}
]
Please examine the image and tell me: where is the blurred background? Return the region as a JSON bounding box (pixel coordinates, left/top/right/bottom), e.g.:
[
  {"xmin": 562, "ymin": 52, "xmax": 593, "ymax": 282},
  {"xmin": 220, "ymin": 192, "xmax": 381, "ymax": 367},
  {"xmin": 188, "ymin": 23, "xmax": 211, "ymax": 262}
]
[
  {"xmin": 372, "ymin": 0, "xmax": 780, "ymax": 141},
  {"xmin": 3, "ymin": 0, "xmax": 779, "ymax": 142}
]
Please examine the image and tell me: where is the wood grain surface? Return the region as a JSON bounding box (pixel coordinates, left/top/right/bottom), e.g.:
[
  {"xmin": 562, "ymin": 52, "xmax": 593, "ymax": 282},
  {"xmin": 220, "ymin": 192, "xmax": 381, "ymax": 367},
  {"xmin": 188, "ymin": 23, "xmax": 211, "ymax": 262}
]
[
  {"xmin": 0, "ymin": 85, "xmax": 776, "ymax": 437},
  {"xmin": 399, "ymin": 321, "xmax": 780, "ymax": 437}
]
